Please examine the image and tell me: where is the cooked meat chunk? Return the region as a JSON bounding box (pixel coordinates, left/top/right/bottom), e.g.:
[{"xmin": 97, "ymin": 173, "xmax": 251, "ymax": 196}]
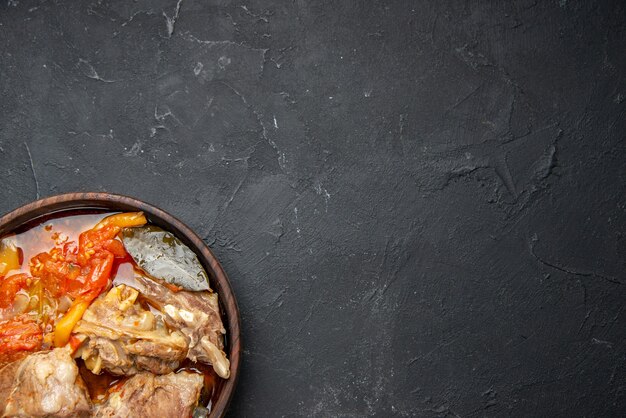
[
  {"xmin": 73, "ymin": 285, "xmax": 188, "ymax": 376},
  {"xmin": 135, "ymin": 276, "xmax": 230, "ymax": 378},
  {"xmin": 0, "ymin": 359, "xmax": 23, "ymax": 416},
  {"xmin": 3, "ymin": 348, "xmax": 91, "ymax": 417},
  {"xmin": 93, "ymin": 371, "xmax": 204, "ymax": 418}
]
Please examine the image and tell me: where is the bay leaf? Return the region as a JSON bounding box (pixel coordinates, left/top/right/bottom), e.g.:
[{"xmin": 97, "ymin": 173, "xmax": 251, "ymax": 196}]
[{"xmin": 121, "ymin": 225, "xmax": 210, "ymax": 292}]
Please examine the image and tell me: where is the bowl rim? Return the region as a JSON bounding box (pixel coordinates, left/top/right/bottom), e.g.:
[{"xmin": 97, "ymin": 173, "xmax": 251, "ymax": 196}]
[{"xmin": 0, "ymin": 192, "xmax": 241, "ymax": 417}]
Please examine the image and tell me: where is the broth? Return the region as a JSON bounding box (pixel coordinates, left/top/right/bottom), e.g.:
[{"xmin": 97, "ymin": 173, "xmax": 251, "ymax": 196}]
[{"xmin": 0, "ymin": 210, "xmax": 224, "ymax": 410}]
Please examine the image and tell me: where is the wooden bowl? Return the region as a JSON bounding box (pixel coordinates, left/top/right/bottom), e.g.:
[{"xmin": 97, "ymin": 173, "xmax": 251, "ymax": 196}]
[{"xmin": 0, "ymin": 192, "xmax": 241, "ymax": 417}]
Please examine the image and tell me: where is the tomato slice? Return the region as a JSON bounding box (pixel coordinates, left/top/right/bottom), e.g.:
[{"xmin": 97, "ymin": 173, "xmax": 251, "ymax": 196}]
[
  {"xmin": 0, "ymin": 315, "xmax": 42, "ymax": 352},
  {"xmin": 0, "ymin": 274, "xmax": 30, "ymax": 309}
]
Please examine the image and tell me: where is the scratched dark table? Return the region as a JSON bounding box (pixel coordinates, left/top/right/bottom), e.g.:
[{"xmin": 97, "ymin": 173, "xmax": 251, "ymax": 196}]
[{"xmin": 1, "ymin": 0, "xmax": 625, "ymax": 416}]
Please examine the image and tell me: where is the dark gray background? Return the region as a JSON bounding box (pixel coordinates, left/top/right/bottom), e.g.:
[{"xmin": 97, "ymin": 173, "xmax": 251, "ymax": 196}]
[{"xmin": 1, "ymin": 0, "xmax": 625, "ymax": 416}]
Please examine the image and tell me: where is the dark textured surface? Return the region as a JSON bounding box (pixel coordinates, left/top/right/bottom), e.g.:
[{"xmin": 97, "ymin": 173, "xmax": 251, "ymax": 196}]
[{"xmin": 1, "ymin": 0, "xmax": 625, "ymax": 416}]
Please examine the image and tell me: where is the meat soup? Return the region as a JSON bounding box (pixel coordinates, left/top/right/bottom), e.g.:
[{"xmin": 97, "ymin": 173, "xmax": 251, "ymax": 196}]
[{"xmin": 0, "ymin": 211, "xmax": 228, "ymax": 416}]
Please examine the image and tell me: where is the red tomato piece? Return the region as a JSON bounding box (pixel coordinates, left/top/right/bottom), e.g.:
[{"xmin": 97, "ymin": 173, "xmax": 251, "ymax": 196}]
[
  {"xmin": 0, "ymin": 274, "xmax": 29, "ymax": 309},
  {"xmin": 0, "ymin": 315, "xmax": 43, "ymax": 352}
]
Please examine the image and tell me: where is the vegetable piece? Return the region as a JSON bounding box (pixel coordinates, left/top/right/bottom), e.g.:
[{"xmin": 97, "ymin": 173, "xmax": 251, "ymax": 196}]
[
  {"xmin": 53, "ymin": 297, "xmax": 92, "ymax": 347},
  {"xmin": 30, "ymin": 250, "xmax": 80, "ymax": 298},
  {"xmin": 0, "ymin": 238, "xmax": 20, "ymax": 277},
  {"xmin": 0, "ymin": 274, "xmax": 29, "ymax": 309},
  {"xmin": 77, "ymin": 252, "xmax": 115, "ymax": 298},
  {"xmin": 54, "ymin": 253, "xmax": 114, "ymax": 347},
  {"xmin": 0, "ymin": 315, "xmax": 43, "ymax": 352},
  {"xmin": 121, "ymin": 225, "xmax": 210, "ymax": 291},
  {"xmin": 93, "ymin": 212, "xmax": 147, "ymax": 230},
  {"xmin": 68, "ymin": 334, "xmax": 86, "ymax": 354}
]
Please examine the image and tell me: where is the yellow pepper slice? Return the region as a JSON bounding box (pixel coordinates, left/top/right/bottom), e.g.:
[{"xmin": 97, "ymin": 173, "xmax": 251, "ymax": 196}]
[
  {"xmin": 0, "ymin": 238, "xmax": 20, "ymax": 277},
  {"xmin": 53, "ymin": 297, "xmax": 92, "ymax": 347},
  {"xmin": 93, "ymin": 212, "xmax": 147, "ymax": 230}
]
